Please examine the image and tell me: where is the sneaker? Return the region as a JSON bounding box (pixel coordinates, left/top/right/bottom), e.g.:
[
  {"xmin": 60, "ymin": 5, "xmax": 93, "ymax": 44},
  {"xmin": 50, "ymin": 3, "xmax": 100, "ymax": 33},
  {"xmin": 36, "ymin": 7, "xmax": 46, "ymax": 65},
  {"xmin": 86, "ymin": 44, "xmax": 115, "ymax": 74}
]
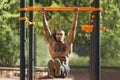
[
  {"xmin": 54, "ymin": 58, "xmax": 61, "ymax": 77},
  {"xmin": 47, "ymin": 59, "xmax": 54, "ymax": 77}
]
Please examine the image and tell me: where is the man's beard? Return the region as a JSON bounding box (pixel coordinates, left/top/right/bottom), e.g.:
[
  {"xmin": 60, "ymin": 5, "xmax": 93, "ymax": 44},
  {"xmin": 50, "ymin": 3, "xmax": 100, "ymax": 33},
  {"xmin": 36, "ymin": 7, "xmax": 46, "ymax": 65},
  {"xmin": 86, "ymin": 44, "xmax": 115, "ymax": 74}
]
[
  {"xmin": 56, "ymin": 40, "xmax": 62, "ymax": 42},
  {"xmin": 56, "ymin": 38, "xmax": 62, "ymax": 43}
]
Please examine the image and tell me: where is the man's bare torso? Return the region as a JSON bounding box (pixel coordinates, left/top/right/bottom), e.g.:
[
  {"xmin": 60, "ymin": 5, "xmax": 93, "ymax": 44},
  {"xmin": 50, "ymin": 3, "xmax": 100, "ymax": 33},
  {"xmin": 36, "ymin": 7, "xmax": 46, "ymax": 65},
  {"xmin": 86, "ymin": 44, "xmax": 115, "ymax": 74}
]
[{"xmin": 49, "ymin": 41, "xmax": 72, "ymax": 64}]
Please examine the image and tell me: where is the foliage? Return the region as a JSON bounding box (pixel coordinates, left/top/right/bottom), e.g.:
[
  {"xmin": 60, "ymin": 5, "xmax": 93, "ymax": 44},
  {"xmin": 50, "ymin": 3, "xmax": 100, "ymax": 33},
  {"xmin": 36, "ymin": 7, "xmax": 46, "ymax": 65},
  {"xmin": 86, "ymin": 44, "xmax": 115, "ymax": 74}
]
[
  {"xmin": 0, "ymin": 0, "xmax": 19, "ymax": 67},
  {"xmin": 100, "ymin": 0, "xmax": 120, "ymax": 66},
  {"xmin": 0, "ymin": 0, "xmax": 120, "ymax": 67},
  {"xmin": 35, "ymin": 36, "xmax": 51, "ymax": 67},
  {"xmin": 69, "ymin": 52, "xmax": 89, "ymax": 66}
]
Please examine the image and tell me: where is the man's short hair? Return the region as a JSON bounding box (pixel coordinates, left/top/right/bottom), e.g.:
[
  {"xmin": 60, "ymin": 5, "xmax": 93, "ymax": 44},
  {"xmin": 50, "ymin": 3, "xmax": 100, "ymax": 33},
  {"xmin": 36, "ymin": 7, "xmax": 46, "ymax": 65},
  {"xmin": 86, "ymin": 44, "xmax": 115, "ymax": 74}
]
[
  {"xmin": 56, "ymin": 30, "xmax": 65, "ymax": 35},
  {"xmin": 52, "ymin": 29, "xmax": 65, "ymax": 41}
]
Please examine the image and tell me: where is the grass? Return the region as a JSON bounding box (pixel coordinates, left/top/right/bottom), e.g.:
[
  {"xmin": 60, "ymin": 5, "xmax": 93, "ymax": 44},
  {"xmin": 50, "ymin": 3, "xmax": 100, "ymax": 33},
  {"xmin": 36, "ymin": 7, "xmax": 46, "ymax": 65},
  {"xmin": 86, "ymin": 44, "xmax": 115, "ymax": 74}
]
[
  {"xmin": 36, "ymin": 36, "xmax": 90, "ymax": 67},
  {"xmin": 69, "ymin": 52, "xmax": 89, "ymax": 66}
]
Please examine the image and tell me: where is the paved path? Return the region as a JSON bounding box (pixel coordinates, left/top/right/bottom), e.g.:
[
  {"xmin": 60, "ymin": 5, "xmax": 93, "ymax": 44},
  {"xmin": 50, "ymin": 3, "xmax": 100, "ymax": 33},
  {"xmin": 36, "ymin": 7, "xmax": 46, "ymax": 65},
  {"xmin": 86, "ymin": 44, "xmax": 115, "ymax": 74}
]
[
  {"xmin": 38, "ymin": 69, "xmax": 89, "ymax": 80},
  {"xmin": 0, "ymin": 77, "xmax": 19, "ymax": 80},
  {"xmin": 0, "ymin": 69, "xmax": 120, "ymax": 80}
]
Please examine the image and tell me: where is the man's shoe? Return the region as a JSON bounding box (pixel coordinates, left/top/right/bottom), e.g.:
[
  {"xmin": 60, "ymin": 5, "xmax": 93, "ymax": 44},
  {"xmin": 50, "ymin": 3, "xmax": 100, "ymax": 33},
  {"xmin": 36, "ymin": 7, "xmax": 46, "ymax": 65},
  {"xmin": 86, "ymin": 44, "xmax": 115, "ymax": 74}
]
[
  {"xmin": 47, "ymin": 59, "xmax": 54, "ymax": 77},
  {"xmin": 54, "ymin": 58, "xmax": 61, "ymax": 77}
]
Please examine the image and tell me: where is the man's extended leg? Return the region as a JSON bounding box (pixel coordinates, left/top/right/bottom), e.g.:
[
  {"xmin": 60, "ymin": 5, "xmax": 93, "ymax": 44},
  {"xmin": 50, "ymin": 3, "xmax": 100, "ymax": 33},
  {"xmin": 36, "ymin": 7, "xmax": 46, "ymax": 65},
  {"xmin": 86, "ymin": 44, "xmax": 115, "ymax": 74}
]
[
  {"xmin": 47, "ymin": 59, "xmax": 54, "ymax": 77},
  {"xmin": 54, "ymin": 58, "xmax": 61, "ymax": 77}
]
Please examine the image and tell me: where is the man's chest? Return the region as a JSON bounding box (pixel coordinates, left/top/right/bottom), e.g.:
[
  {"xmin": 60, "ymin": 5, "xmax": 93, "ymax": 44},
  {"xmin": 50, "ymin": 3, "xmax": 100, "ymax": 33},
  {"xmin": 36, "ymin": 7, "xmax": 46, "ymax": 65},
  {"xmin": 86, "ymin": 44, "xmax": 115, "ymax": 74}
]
[
  {"xmin": 49, "ymin": 42, "xmax": 72, "ymax": 56},
  {"xmin": 53, "ymin": 42, "xmax": 67, "ymax": 52}
]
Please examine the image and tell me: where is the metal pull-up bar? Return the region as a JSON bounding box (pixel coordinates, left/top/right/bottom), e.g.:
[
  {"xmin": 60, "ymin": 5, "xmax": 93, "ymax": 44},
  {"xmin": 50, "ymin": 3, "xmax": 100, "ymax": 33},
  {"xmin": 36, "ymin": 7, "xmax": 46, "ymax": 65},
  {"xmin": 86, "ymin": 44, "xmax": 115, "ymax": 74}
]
[{"xmin": 19, "ymin": 7, "xmax": 101, "ymax": 12}]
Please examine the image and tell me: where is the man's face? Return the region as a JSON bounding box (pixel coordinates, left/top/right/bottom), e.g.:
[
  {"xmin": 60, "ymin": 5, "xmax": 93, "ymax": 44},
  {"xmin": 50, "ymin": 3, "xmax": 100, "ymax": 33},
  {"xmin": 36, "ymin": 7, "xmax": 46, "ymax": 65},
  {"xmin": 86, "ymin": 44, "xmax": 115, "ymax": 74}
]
[{"xmin": 56, "ymin": 30, "xmax": 65, "ymax": 42}]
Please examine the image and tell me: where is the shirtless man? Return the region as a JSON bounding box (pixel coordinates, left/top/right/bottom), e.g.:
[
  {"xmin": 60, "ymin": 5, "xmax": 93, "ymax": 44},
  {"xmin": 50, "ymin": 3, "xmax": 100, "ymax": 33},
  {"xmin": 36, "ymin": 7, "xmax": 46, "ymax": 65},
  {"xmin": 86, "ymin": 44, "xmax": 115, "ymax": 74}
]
[{"xmin": 41, "ymin": 8, "xmax": 78, "ymax": 78}]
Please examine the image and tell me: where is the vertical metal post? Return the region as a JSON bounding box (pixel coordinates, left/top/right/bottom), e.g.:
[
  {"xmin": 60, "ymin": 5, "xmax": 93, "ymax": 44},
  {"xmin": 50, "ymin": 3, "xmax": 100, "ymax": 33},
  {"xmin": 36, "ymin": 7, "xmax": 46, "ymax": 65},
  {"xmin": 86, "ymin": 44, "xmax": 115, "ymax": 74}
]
[
  {"xmin": 29, "ymin": 0, "xmax": 34, "ymax": 80},
  {"xmin": 20, "ymin": 0, "xmax": 26, "ymax": 80},
  {"xmin": 90, "ymin": 0, "xmax": 101, "ymax": 80},
  {"xmin": 34, "ymin": 33, "xmax": 36, "ymax": 66}
]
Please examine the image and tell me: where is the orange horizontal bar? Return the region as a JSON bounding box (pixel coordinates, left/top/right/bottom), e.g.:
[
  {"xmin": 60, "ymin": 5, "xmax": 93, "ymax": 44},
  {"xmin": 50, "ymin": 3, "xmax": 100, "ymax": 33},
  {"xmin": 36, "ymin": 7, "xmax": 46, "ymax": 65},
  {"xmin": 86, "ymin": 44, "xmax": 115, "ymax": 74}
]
[
  {"xmin": 25, "ymin": 7, "xmax": 101, "ymax": 11},
  {"xmin": 19, "ymin": 8, "xmax": 28, "ymax": 11},
  {"xmin": 100, "ymin": 26, "xmax": 106, "ymax": 30},
  {"xmin": 82, "ymin": 25, "xmax": 106, "ymax": 32},
  {"xmin": 26, "ymin": 21, "xmax": 35, "ymax": 26},
  {"xmin": 18, "ymin": 17, "xmax": 28, "ymax": 21},
  {"xmin": 82, "ymin": 25, "xmax": 93, "ymax": 32}
]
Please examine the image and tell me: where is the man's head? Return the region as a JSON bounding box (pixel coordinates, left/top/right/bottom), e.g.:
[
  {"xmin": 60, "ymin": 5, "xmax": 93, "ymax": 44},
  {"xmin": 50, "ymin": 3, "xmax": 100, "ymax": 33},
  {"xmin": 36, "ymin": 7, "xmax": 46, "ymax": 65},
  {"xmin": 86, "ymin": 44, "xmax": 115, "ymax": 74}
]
[{"xmin": 55, "ymin": 30, "xmax": 65, "ymax": 42}]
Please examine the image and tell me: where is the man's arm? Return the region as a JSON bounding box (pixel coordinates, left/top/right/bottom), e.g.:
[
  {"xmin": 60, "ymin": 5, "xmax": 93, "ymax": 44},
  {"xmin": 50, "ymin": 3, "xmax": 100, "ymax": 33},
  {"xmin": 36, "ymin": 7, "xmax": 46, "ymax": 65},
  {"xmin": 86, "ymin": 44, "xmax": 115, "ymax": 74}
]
[
  {"xmin": 42, "ymin": 8, "xmax": 54, "ymax": 43},
  {"xmin": 67, "ymin": 8, "xmax": 79, "ymax": 44}
]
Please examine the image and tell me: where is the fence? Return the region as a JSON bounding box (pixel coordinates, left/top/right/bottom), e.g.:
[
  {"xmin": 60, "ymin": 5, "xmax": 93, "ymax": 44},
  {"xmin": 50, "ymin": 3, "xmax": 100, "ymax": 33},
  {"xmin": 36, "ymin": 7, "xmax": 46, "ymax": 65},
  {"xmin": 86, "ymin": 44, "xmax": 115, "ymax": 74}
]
[{"xmin": 0, "ymin": 67, "xmax": 48, "ymax": 79}]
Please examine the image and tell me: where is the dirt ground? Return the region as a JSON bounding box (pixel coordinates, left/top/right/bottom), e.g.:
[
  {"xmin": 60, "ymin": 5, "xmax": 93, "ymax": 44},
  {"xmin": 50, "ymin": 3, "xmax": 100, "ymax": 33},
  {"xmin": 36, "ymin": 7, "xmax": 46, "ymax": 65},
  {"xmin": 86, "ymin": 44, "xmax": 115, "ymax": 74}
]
[
  {"xmin": 0, "ymin": 69, "xmax": 120, "ymax": 80},
  {"xmin": 39, "ymin": 69, "xmax": 120, "ymax": 80}
]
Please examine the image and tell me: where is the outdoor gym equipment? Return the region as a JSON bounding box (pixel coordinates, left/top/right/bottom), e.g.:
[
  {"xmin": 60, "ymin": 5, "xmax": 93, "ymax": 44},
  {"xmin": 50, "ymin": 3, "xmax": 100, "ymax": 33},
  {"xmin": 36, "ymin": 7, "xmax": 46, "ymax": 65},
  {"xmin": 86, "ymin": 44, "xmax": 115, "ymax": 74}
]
[{"xmin": 19, "ymin": 0, "xmax": 101, "ymax": 80}]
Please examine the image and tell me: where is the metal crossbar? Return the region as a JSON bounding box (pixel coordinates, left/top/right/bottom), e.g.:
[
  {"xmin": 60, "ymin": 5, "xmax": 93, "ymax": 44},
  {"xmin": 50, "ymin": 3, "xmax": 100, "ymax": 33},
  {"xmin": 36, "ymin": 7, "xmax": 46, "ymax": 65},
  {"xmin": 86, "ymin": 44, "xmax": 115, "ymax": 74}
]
[{"xmin": 19, "ymin": 7, "xmax": 101, "ymax": 12}]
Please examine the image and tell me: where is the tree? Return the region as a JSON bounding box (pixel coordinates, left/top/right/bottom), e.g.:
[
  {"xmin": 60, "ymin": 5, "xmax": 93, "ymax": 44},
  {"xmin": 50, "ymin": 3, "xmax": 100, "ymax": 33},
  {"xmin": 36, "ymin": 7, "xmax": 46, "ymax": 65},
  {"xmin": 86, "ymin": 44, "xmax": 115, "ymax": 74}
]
[
  {"xmin": 100, "ymin": 0, "xmax": 120, "ymax": 66},
  {"xmin": 0, "ymin": 0, "xmax": 19, "ymax": 67}
]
